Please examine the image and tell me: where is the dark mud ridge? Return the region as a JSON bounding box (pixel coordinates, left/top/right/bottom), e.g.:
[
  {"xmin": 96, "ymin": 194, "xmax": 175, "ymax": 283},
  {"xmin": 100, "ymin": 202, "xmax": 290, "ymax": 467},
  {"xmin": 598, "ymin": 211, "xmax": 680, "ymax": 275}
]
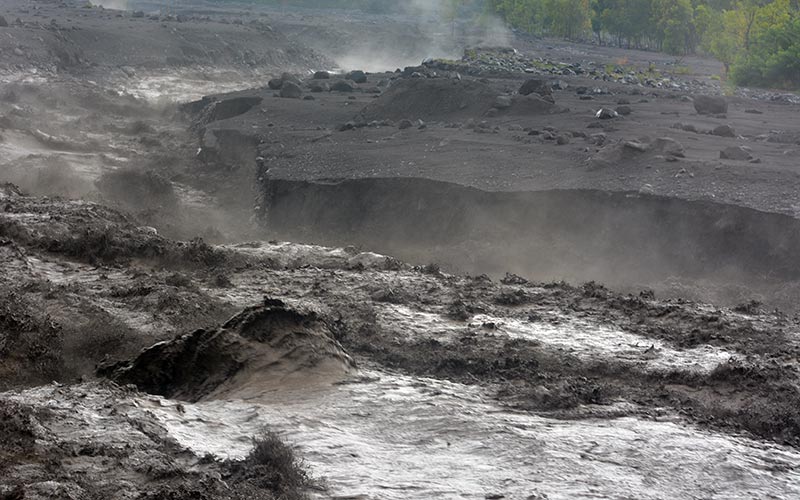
[
  {"xmin": 261, "ymin": 177, "xmax": 800, "ymax": 309},
  {"xmin": 102, "ymin": 298, "xmax": 355, "ymax": 402}
]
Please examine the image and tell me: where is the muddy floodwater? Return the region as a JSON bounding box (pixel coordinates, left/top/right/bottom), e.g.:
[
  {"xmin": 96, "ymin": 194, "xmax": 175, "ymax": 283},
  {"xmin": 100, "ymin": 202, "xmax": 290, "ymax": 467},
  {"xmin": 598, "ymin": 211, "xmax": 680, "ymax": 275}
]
[{"xmin": 144, "ymin": 369, "xmax": 800, "ymax": 500}]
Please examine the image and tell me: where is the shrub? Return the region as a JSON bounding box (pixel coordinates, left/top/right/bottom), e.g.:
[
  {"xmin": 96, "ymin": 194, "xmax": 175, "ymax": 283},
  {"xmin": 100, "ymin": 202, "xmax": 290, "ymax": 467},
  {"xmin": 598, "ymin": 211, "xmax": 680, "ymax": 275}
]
[{"xmin": 243, "ymin": 430, "xmax": 309, "ymax": 500}]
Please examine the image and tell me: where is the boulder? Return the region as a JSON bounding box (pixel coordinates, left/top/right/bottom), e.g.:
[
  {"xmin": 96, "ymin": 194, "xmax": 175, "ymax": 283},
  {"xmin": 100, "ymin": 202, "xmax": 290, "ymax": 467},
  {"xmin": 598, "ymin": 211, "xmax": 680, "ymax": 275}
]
[
  {"xmin": 596, "ymin": 108, "xmax": 618, "ymax": 119},
  {"xmin": 615, "ymin": 105, "xmax": 632, "ymax": 116},
  {"xmin": 693, "ymin": 95, "xmax": 728, "ymax": 115},
  {"xmin": 519, "ymin": 78, "xmax": 552, "ymax": 97},
  {"xmin": 309, "ymin": 81, "xmax": 330, "ymax": 93},
  {"xmin": 398, "ymin": 119, "xmax": 414, "ymax": 130},
  {"xmin": 0, "ymin": 16, "xmax": 8, "ymax": 27},
  {"xmin": 712, "ymin": 124, "xmax": 736, "ymax": 138},
  {"xmin": 720, "ymin": 146, "xmax": 753, "ymax": 161},
  {"xmin": 267, "ymin": 78, "xmax": 283, "ymax": 90},
  {"xmin": 330, "ymin": 79, "xmax": 356, "ymax": 92},
  {"xmin": 346, "ymin": 70, "xmax": 367, "ymax": 84},
  {"xmin": 313, "ymin": 70, "xmax": 331, "ymax": 80},
  {"xmin": 279, "ymin": 81, "xmax": 303, "ymax": 99}
]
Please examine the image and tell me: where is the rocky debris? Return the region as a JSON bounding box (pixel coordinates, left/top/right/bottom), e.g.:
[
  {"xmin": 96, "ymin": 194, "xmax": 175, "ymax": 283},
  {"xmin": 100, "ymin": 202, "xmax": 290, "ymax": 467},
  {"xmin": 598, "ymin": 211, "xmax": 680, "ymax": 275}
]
[
  {"xmin": 313, "ymin": 70, "xmax": 330, "ymax": 79},
  {"xmin": 596, "ymin": 108, "xmax": 618, "ymax": 119},
  {"xmin": 672, "ymin": 122, "xmax": 698, "ymax": 133},
  {"xmin": 330, "ymin": 79, "xmax": 357, "ymax": 92},
  {"xmin": 0, "ymin": 16, "xmax": 8, "ymax": 28},
  {"xmin": 279, "ymin": 81, "xmax": 303, "ymax": 99},
  {"xmin": 720, "ymin": 146, "xmax": 754, "ymax": 161},
  {"xmin": 615, "ymin": 105, "xmax": 632, "ymax": 116},
  {"xmin": 694, "ymin": 95, "xmax": 728, "ymax": 115},
  {"xmin": 712, "ymin": 124, "xmax": 736, "ymax": 138},
  {"xmin": 556, "ymin": 134, "xmax": 570, "ymax": 145},
  {"xmin": 268, "ymin": 72, "xmax": 301, "ymax": 91},
  {"xmin": 398, "ymin": 119, "xmax": 414, "ymax": 130},
  {"xmin": 518, "ymin": 78, "xmax": 552, "ymax": 97},
  {"xmin": 101, "ymin": 298, "xmax": 356, "ymax": 401},
  {"xmin": 346, "ymin": 70, "xmax": 367, "ymax": 84},
  {"xmin": 309, "ymin": 81, "xmax": 330, "ymax": 93},
  {"xmin": 591, "ymin": 136, "xmax": 685, "ymax": 168}
]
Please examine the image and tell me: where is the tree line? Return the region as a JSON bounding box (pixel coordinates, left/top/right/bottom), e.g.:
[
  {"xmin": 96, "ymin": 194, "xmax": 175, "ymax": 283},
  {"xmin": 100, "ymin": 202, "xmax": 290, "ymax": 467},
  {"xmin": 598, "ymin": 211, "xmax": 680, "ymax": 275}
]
[
  {"xmin": 485, "ymin": 0, "xmax": 800, "ymax": 88},
  {"xmin": 213, "ymin": 0, "xmax": 799, "ymax": 89}
]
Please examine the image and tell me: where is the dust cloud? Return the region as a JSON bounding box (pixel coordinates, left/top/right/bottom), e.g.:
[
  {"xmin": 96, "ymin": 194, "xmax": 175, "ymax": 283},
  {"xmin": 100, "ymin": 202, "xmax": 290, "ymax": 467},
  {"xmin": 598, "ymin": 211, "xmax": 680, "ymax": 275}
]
[
  {"xmin": 331, "ymin": 0, "xmax": 512, "ymax": 72},
  {"xmin": 92, "ymin": 0, "xmax": 129, "ymax": 9}
]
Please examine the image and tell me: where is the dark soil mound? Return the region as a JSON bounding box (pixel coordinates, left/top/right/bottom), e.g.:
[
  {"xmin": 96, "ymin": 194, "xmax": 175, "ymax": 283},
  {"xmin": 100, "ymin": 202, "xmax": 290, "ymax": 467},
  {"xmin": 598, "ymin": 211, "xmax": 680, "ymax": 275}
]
[
  {"xmin": 102, "ymin": 298, "xmax": 355, "ymax": 401},
  {"xmin": 360, "ymin": 77, "xmax": 498, "ymax": 121}
]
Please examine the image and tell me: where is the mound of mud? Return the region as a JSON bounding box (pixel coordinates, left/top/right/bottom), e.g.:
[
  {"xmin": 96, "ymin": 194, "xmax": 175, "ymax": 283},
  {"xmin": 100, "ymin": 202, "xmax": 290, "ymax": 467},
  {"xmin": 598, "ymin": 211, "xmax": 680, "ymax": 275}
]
[
  {"xmin": 0, "ymin": 383, "xmax": 292, "ymax": 500},
  {"xmin": 102, "ymin": 299, "xmax": 355, "ymax": 401},
  {"xmin": 360, "ymin": 78, "xmax": 499, "ymax": 121}
]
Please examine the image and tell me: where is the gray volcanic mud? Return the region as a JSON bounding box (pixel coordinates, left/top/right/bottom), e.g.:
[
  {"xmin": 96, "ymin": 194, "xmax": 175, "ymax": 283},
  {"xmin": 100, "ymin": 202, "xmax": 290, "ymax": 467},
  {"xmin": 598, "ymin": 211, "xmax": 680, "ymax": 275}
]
[{"xmin": 3, "ymin": 1, "xmax": 800, "ymax": 498}]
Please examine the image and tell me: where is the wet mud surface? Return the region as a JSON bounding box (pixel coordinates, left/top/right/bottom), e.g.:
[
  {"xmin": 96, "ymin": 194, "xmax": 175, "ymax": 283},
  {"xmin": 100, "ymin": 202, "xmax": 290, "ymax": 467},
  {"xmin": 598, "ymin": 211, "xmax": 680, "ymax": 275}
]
[{"xmin": 2, "ymin": 0, "xmax": 800, "ymax": 498}]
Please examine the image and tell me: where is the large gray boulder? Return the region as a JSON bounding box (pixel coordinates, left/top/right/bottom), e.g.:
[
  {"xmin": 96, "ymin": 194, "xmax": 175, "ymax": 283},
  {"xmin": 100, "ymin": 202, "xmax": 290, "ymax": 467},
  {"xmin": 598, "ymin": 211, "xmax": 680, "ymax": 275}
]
[
  {"xmin": 279, "ymin": 81, "xmax": 303, "ymax": 99},
  {"xmin": 720, "ymin": 146, "xmax": 753, "ymax": 161},
  {"xmin": 330, "ymin": 79, "xmax": 357, "ymax": 92},
  {"xmin": 694, "ymin": 95, "xmax": 728, "ymax": 115},
  {"xmin": 519, "ymin": 78, "xmax": 552, "ymax": 97},
  {"xmin": 346, "ymin": 70, "xmax": 367, "ymax": 84}
]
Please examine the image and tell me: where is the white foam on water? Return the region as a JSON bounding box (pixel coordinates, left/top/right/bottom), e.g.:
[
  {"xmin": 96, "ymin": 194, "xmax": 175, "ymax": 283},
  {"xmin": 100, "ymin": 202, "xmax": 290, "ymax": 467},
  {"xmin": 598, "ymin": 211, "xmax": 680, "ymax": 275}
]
[
  {"xmin": 379, "ymin": 304, "xmax": 733, "ymax": 373},
  {"xmin": 144, "ymin": 370, "xmax": 800, "ymax": 500}
]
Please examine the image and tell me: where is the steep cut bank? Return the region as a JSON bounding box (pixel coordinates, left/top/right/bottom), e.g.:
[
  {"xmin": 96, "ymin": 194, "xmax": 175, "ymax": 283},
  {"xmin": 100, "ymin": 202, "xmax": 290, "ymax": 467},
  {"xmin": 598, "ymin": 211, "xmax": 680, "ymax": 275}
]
[{"xmin": 261, "ymin": 177, "xmax": 800, "ymax": 310}]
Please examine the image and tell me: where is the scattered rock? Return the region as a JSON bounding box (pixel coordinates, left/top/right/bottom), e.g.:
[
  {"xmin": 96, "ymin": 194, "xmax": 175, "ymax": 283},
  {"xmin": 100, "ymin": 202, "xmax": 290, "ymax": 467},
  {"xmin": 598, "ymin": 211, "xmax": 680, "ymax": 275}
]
[
  {"xmin": 615, "ymin": 105, "xmax": 632, "ymax": 116},
  {"xmin": 556, "ymin": 135, "xmax": 570, "ymax": 145},
  {"xmin": 309, "ymin": 81, "xmax": 330, "ymax": 93},
  {"xmin": 712, "ymin": 124, "xmax": 736, "ymax": 138},
  {"xmin": 267, "ymin": 78, "xmax": 283, "ymax": 90},
  {"xmin": 346, "ymin": 70, "xmax": 367, "ymax": 84},
  {"xmin": 596, "ymin": 108, "xmax": 618, "ymax": 120},
  {"xmin": 693, "ymin": 95, "xmax": 728, "ymax": 115},
  {"xmin": 519, "ymin": 78, "xmax": 552, "ymax": 97},
  {"xmin": 279, "ymin": 81, "xmax": 303, "ymax": 99},
  {"xmin": 672, "ymin": 122, "xmax": 698, "ymax": 133},
  {"xmin": 330, "ymin": 79, "xmax": 357, "ymax": 92},
  {"xmin": 720, "ymin": 146, "xmax": 753, "ymax": 161},
  {"xmin": 398, "ymin": 119, "xmax": 414, "ymax": 130},
  {"xmin": 313, "ymin": 70, "xmax": 330, "ymax": 80},
  {"xmin": 745, "ymin": 108, "xmax": 763, "ymax": 114},
  {"xmin": 0, "ymin": 16, "xmax": 8, "ymax": 28}
]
